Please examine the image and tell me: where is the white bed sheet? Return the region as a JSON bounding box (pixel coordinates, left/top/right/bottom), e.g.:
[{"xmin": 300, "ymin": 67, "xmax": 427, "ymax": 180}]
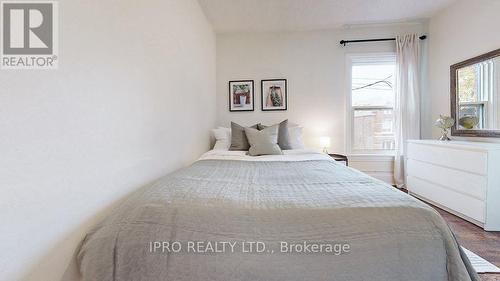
[{"xmin": 199, "ymin": 149, "xmax": 333, "ymax": 162}]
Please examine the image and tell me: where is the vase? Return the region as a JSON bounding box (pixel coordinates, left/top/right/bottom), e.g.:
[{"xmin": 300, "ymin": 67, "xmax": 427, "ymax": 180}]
[
  {"xmin": 439, "ymin": 129, "xmax": 451, "ymax": 141},
  {"xmin": 435, "ymin": 115, "xmax": 454, "ymax": 141},
  {"xmin": 239, "ymin": 95, "xmax": 246, "ymax": 106}
]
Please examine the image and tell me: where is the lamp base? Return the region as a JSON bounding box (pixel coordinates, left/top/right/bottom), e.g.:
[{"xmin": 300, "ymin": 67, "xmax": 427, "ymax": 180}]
[{"xmin": 322, "ymin": 148, "xmax": 329, "ymax": 154}]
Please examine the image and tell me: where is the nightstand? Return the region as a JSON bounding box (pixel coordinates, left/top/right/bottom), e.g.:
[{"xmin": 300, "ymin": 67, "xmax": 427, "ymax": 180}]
[{"xmin": 328, "ymin": 153, "xmax": 348, "ymax": 166}]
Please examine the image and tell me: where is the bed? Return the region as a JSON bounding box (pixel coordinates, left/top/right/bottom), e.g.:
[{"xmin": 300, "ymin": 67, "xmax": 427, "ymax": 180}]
[{"xmin": 77, "ymin": 149, "xmax": 479, "ymax": 281}]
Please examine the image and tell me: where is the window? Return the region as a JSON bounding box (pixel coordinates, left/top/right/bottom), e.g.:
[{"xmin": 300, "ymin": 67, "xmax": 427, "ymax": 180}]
[
  {"xmin": 457, "ymin": 60, "xmax": 497, "ymax": 129},
  {"xmin": 347, "ymin": 54, "xmax": 396, "ymax": 154}
]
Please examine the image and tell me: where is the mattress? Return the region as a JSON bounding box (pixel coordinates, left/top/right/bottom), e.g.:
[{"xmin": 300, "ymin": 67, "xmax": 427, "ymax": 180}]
[{"xmin": 77, "ymin": 149, "xmax": 479, "ymax": 281}]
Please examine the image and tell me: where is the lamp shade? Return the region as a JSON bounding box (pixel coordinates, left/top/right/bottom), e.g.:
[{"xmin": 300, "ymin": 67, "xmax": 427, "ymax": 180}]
[{"xmin": 319, "ymin": 136, "xmax": 331, "ymax": 148}]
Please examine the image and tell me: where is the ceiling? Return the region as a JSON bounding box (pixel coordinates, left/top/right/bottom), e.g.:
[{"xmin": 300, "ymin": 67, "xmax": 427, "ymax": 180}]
[{"xmin": 197, "ymin": 0, "xmax": 456, "ymax": 33}]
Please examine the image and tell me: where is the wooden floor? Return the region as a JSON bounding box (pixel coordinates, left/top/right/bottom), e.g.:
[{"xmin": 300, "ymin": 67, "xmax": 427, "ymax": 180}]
[{"xmin": 431, "ymin": 205, "xmax": 500, "ymax": 281}]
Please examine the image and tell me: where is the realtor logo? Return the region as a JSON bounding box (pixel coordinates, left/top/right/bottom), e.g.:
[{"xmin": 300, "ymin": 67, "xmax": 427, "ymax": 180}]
[{"xmin": 1, "ymin": 1, "xmax": 58, "ymax": 69}]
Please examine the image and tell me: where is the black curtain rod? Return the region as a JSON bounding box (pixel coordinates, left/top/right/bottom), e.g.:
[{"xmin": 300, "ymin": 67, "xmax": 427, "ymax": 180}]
[{"xmin": 340, "ymin": 35, "xmax": 427, "ymax": 46}]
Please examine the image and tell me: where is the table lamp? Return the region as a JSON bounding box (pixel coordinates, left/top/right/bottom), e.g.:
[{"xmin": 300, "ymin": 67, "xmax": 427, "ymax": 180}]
[{"xmin": 319, "ymin": 136, "xmax": 331, "ymax": 154}]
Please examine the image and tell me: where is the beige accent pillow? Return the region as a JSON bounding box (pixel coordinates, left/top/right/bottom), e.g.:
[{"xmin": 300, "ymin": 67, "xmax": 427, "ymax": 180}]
[
  {"xmin": 229, "ymin": 122, "xmax": 259, "ymax": 151},
  {"xmin": 244, "ymin": 125, "xmax": 283, "ymax": 156},
  {"xmin": 258, "ymin": 119, "xmax": 292, "ymax": 150}
]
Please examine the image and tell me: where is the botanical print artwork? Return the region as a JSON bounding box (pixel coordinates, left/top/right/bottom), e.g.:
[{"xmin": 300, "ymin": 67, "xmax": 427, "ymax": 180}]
[
  {"xmin": 261, "ymin": 79, "xmax": 287, "ymax": 111},
  {"xmin": 267, "ymin": 86, "xmax": 283, "ymax": 106},
  {"xmin": 229, "ymin": 80, "xmax": 254, "ymax": 111}
]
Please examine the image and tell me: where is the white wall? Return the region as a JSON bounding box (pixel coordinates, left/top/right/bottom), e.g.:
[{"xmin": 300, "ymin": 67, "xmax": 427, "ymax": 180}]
[
  {"xmin": 0, "ymin": 0, "xmax": 216, "ymax": 280},
  {"xmin": 216, "ymin": 24, "xmax": 426, "ymax": 183},
  {"xmin": 428, "ymin": 0, "xmax": 500, "ymax": 141}
]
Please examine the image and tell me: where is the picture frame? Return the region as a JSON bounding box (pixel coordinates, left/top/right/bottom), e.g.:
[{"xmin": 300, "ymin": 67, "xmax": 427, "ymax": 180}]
[
  {"xmin": 229, "ymin": 80, "xmax": 254, "ymax": 112},
  {"xmin": 261, "ymin": 79, "xmax": 287, "ymax": 111}
]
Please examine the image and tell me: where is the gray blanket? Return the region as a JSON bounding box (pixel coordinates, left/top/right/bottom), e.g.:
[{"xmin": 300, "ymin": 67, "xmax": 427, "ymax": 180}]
[{"xmin": 78, "ymin": 159, "xmax": 479, "ymax": 281}]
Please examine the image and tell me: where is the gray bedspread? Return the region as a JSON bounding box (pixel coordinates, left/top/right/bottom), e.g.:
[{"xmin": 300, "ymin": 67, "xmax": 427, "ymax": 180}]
[{"xmin": 77, "ymin": 159, "xmax": 479, "ymax": 281}]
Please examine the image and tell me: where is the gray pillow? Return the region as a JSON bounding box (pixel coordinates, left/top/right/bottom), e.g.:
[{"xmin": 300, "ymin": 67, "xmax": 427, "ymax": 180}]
[
  {"xmin": 257, "ymin": 119, "xmax": 292, "ymax": 150},
  {"xmin": 229, "ymin": 122, "xmax": 259, "ymax": 151},
  {"xmin": 244, "ymin": 125, "xmax": 283, "ymax": 156}
]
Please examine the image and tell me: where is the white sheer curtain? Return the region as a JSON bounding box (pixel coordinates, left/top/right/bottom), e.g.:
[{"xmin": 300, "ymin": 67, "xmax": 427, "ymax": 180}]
[{"xmin": 394, "ymin": 34, "xmax": 421, "ymax": 187}]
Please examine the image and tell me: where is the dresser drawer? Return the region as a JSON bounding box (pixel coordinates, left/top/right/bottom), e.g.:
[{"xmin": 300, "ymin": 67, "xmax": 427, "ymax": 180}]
[
  {"xmin": 407, "ymin": 143, "xmax": 487, "ymax": 175},
  {"xmin": 407, "ymin": 159, "xmax": 487, "ymax": 200},
  {"xmin": 407, "ymin": 176, "xmax": 485, "ymax": 223}
]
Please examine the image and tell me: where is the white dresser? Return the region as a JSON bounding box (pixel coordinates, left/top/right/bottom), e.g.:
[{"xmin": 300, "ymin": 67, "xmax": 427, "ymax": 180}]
[{"xmin": 406, "ymin": 140, "xmax": 500, "ymax": 231}]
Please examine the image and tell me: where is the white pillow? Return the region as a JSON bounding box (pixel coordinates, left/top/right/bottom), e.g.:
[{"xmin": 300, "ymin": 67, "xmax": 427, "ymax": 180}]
[
  {"xmin": 288, "ymin": 126, "xmax": 305, "ymax": 149},
  {"xmin": 212, "ymin": 127, "xmax": 231, "ymax": 150}
]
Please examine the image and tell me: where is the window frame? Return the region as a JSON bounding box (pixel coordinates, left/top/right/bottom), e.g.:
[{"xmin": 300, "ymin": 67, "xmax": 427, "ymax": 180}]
[
  {"xmin": 457, "ymin": 60, "xmax": 496, "ymax": 129},
  {"xmin": 345, "ymin": 53, "xmax": 397, "ymax": 156}
]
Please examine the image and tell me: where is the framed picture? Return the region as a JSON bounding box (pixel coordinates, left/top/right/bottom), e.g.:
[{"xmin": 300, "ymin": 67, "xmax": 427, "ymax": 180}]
[
  {"xmin": 261, "ymin": 79, "xmax": 287, "ymax": 111},
  {"xmin": 229, "ymin": 80, "xmax": 254, "ymax": 112}
]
